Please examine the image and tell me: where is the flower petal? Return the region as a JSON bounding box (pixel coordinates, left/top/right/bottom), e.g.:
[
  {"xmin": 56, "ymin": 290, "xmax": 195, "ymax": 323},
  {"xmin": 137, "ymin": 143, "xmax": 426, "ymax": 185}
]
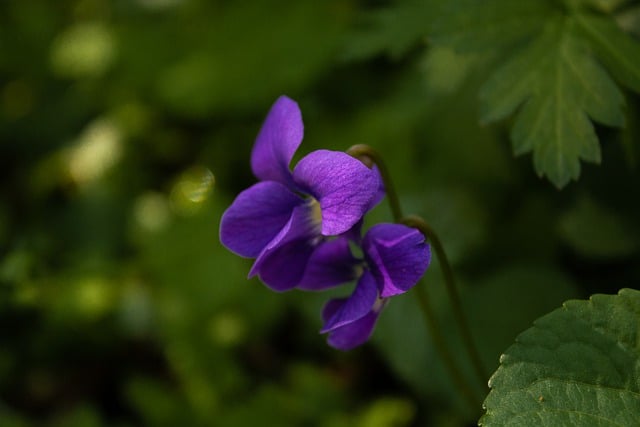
[
  {"xmin": 251, "ymin": 95, "xmax": 303, "ymax": 186},
  {"xmin": 293, "ymin": 150, "xmax": 379, "ymax": 235},
  {"xmin": 249, "ymin": 204, "xmax": 320, "ymax": 292},
  {"xmin": 363, "ymin": 223, "xmax": 431, "ymax": 298},
  {"xmin": 297, "ymin": 237, "xmax": 360, "ymax": 291},
  {"xmin": 220, "ymin": 181, "xmax": 303, "ymax": 258},
  {"xmin": 325, "ymin": 311, "xmax": 380, "ymax": 351},
  {"xmin": 368, "ymin": 165, "xmax": 386, "ymax": 211},
  {"xmin": 320, "ymin": 271, "xmax": 378, "ymax": 333}
]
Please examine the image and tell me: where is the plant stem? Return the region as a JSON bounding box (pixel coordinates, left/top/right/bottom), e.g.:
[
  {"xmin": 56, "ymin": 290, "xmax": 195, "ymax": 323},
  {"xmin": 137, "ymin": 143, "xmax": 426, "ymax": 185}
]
[
  {"xmin": 413, "ymin": 282, "xmax": 482, "ymax": 411},
  {"xmin": 346, "ymin": 144, "xmax": 403, "ymax": 221},
  {"xmin": 402, "ymin": 215, "xmax": 488, "ymax": 388},
  {"xmin": 347, "ymin": 143, "xmax": 485, "ymax": 408}
]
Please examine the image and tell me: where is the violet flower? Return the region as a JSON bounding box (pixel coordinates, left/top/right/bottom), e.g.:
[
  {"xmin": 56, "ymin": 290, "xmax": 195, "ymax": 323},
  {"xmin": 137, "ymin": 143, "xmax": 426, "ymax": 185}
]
[
  {"xmin": 317, "ymin": 223, "xmax": 431, "ymax": 350},
  {"xmin": 219, "ymin": 96, "xmax": 380, "ymax": 291}
]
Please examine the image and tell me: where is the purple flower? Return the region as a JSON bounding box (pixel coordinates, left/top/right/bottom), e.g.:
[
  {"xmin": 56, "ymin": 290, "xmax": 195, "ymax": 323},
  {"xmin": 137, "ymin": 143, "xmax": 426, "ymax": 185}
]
[
  {"xmin": 219, "ymin": 96, "xmax": 381, "ymax": 291},
  {"xmin": 320, "ymin": 223, "xmax": 431, "ymax": 350}
]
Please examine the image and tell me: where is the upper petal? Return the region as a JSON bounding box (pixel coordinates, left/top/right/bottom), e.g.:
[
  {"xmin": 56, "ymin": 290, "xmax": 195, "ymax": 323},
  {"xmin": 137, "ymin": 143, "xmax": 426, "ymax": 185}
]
[
  {"xmin": 219, "ymin": 181, "xmax": 302, "ymax": 258},
  {"xmin": 363, "ymin": 223, "xmax": 431, "ymax": 298},
  {"xmin": 293, "ymin": 150, "xmax": 379, "ymax": 236},
  {"xmin": 320, "ymin": 271, "xmax": 378, "ymax": 333},
  {"xmin": 249, "ymin": 203, "xmax": 321, "ymax": 292},
  {"xmin": 251, "ymin": 95, "xmax": 303, "ymax": 186},
  {"xmin": 297, "ymin": 237, "xmax": 361, "ymax": 291}
]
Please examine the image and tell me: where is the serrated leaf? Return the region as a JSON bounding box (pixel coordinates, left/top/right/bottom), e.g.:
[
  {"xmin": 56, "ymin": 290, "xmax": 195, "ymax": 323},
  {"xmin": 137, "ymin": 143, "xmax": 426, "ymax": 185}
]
[
  {"xmin": 576, "ymin": 13, "xmax": 640, "ymax": 92},
  {"xmin": 480, "ymin": 19, "xmax": 626, "ymax": 188},
  {"xmin": 481, "ymin": 288, "xmax": 640, "ymax": 426}
]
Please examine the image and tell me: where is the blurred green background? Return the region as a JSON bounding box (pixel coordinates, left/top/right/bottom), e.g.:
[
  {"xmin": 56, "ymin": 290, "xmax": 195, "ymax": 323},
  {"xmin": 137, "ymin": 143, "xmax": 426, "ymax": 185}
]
[{"xmin": 1, "ymin": 0, "xmax": 639, "ymax": 426}]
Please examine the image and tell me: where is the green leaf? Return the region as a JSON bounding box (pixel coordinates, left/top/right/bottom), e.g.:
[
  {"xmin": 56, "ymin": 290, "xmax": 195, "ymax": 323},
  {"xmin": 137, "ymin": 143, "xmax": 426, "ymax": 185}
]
[
  {"xmin": 575, "ymin": 14, "xmax": 640, "ymax": 92},
  {"xmin": 480, "ymin": 18, "xmax": 625, "ymax": 188},
  {"xmin": 481, "ymin": 288, "xmax": 640, "ymax": 426}
]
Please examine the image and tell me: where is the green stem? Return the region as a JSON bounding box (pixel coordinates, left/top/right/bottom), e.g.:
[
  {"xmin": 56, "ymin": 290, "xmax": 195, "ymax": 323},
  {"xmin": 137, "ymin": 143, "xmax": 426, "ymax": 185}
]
[
  {"xmin": 346, "ymin": 144, "xmax": 403, "ymax": 221},
  {"xmin": 347, "ymin": 144, "xmax": 485, "ymax": 409},
  {"xmin": 402, "ymin": 215, "xmax": 488, "ymax": 388},
  {"xmin": 413, "ymin": 282, "xmax": 482, "ymax": 411}
]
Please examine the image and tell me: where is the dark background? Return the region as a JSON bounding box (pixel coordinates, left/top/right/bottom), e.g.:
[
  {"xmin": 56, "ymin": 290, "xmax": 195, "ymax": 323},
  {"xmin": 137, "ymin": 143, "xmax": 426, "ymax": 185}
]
[{"xmin": 1, "ymin": 0, "xmax": 639, "ymax": 425}]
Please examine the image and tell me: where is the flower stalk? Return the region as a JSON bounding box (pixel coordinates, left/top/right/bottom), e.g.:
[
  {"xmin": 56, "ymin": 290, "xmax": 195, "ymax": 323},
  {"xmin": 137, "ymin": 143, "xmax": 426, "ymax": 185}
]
[
  {"xmin": 348, "ymin": 143, "xmax": 487, "ymax": 410},
  {"xmin": 346, "ymin": 144, "xmax": 403, "ymax": 222},
  {"xmin": 402, "ymin": 215, "xmax": 488, "ymax": 388},
  {"xmin": 413, "ymin": 282, "xmax": 482, "ymax": 410}
]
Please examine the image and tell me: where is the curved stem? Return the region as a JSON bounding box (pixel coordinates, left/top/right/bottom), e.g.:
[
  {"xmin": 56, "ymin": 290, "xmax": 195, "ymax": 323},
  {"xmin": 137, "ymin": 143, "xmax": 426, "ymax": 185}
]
[
  {"xmin": 347, "ymin": 144, "xmax": 403, "ymax": 221},
  {"xmin": 402, "ymin": 215, "xmax": 488, "ymax": 388},
  {"xmin": 413, "ymin": 282, "xmax": 482, "ymax": 411},
  {"xmin": 348, "ymin": 144, "xmax": 485, "ymax": 408}
]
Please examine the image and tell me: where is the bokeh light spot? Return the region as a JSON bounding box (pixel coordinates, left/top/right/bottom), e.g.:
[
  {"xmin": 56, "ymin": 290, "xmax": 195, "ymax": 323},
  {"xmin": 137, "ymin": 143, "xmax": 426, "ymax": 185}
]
[
  {"xmin": 50, "ymin": 22, "xmax": 116, "ymax": 78},
  {"xmin": 74, "ymin": 277, "xmax": 114, "ymax": 319},
  {"xmin": 119, "ymin": 281, "xmax": 153, "ymax": 336},
  {"xmin": 209, "ymin": 311, "xmax": 246, "ymax": 347},
  {"xmin": 67, "ymin": 118, "xmax": 122, "ymax": 185},
  {"xmin": 170, "ymin": 166, "xmax": 215, "ymax": 215},
  {"xmin": 134, "ymin": 192, "xmax": 172, "ymax": 232}
]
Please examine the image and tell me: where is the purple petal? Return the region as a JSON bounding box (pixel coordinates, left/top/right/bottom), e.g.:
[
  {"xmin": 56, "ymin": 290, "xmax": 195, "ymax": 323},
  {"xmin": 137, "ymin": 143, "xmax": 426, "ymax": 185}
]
[
  {"xmin": 367, "ymin": 165, "xmax": 386, "ymax": 211},
  {"xmin": 251, "ymin": 96, "xmax": 303, "ymax": 186},
  {"xmin": 297, "ymin": 237, "xmax": 361, "ymax": 291},
  {"xmin": 293, "ymin": 150, "xmax": 379, "ymax": 236},
  {"xmin": 363, "ymin": 223, "xmax": 431, "ymax": 298},
  {"xmin": 341, "ymin": 219, "xmax": 364, "ymax": 244},
  {"xmin": 325, "ymin": 311, "xmax": 380, "ymax": 351},
  {"xmin": 249, "ymin": 204, "xmax": 321, "ymax": 292},
  {"xmin": 320, "ymin": 271, "xmax": 378, "ymax": 333},
  {"xmin": 220, "ymin": 181, "xmax": 303, "ymax": 258}
]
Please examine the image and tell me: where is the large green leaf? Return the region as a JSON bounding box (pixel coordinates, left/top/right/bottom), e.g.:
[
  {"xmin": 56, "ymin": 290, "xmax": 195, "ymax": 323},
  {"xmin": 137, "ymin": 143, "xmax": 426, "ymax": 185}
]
[
  {"xmin": 430, "ymin": 0, "xmax": 640, "ymax": 188},
  {"xmin": 481, "ymin": 288, "xmax": 640, "ymax": 426},
  {"xmin": 480, "ymin": 17, "xmax": 625, "ymax": 188}
]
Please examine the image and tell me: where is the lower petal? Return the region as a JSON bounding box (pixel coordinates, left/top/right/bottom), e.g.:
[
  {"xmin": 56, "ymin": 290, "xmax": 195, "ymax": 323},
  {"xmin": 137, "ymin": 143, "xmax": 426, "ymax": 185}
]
[
  {"xmin": 297, "ymin": 237, "xmax": 361, "ymax": 291},
  {"xmin": 363, "ymin": 223, "xmax": 431, "ymax": 298},
  {"xmin": 325, "ymin": 310, "xmax": 380, "ymax": 351},
  {"xmin": 252, "ymin": 238, "xmax": 316, "ymax": 292},
  {"xmin": 250, "ymin": 204, "xmax": 321, "ymax": 291},
  {"xmin": 320, "ymin": 271, "xmax": 378, "ymax": 333}
]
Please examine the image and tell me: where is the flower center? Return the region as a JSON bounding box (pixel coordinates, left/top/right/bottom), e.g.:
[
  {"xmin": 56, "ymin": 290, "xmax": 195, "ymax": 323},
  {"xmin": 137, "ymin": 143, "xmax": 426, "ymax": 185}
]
[
  {"xmin": 308, "ymin": 197, "xmax": 322, "ymax": 225},
  {"xmin": 372, "ymin": 297, "xmax": 388, "ymax": 313}
]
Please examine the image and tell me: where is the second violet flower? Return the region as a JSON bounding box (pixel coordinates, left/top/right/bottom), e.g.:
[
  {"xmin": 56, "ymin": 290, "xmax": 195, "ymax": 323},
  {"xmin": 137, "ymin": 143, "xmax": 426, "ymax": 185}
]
[{"xmin": 302, "ymin": 223, "xmax": 431, "ymax": 350}]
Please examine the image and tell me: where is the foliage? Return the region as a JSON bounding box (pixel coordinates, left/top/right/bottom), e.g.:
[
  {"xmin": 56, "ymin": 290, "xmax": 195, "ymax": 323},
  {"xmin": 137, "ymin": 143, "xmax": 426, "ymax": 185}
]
[
  {"xmin": 481, "ymin": 288, "xmax": 640, "ymax": 426},
  {"xmin": 352, "ymin": 0, "xmax": 640, "ymax": 187}
]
